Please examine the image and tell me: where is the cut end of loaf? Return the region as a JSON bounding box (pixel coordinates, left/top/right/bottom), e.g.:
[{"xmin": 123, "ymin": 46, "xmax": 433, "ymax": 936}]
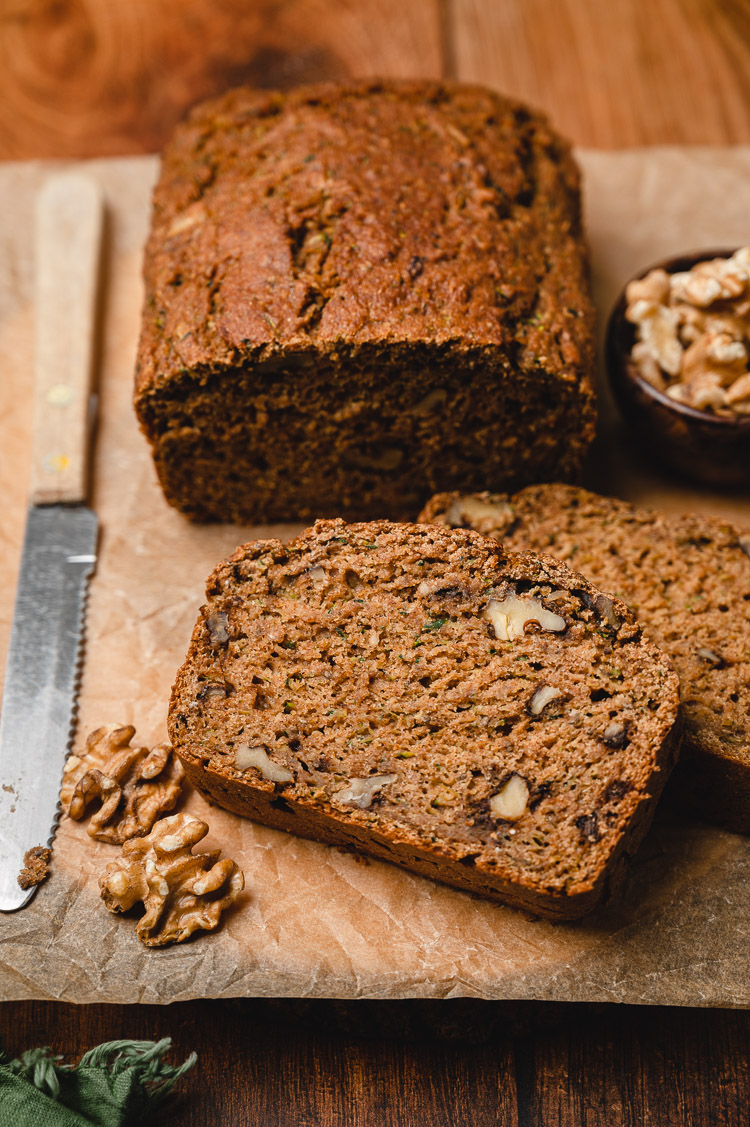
[{"xmin": 134, "ymin": 79, "xmax": 595, "ymax": 523}]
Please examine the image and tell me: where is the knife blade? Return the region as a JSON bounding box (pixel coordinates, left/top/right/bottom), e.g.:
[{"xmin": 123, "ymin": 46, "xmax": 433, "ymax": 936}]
[{"xmin": 0, "ymin": 172, "xmax": 103, "ymax": 911}]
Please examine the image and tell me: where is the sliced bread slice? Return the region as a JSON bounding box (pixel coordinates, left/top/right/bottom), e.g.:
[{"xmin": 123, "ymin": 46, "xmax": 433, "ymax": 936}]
[
  {"xmin": 169, "ymin": 519, "xmax": 680, "ymax": 919},
  {"xmin": 420, "ymin": 485, "xmax": 750, "ymax": 832}
]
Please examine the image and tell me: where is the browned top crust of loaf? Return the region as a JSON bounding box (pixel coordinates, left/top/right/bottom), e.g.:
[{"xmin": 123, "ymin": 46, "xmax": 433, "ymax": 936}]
[
  {"xmin": 169, "ymin": 520, "xmax": 680, "ymax": 919},
  {"xmin": 420, "ymin": 485, "xmax": 750, "ymax": 831},
  {"xmin": 134, "ymin": 78, "xmax": 594, "ymax": 402}
]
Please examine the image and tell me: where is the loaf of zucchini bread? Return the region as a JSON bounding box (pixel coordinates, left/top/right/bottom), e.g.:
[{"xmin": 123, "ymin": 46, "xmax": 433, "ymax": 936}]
[
  {"xmin": 169, "ymin": 520, "xmax": 680, "ymax": 919},
  {"xmin": 134, "ymin": 79, "xmax": 596, "ymax": 523},
  {"xmin": 420, "ymin": 484, "xmax": 750, "ymax": 832}
]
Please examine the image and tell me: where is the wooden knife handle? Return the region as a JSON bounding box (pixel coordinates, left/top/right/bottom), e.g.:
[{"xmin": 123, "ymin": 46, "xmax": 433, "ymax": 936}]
[{"xmin": 30, "ymin": 173, "xmax": 103, "ymax": 506}]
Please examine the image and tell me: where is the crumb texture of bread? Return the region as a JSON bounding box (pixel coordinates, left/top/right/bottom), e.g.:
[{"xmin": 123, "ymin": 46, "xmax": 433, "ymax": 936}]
[
  {"xmin": 134, "ymin": 80, "xmax": 596, "ymax": 524},
  {"xmin": 17, "ymin": 845, "xmax": 51, "ymax": 890},
  {"xmin": 169, "ymin": 520, "xmax": 680, "ymax": 919},
  {"xmin": 421, "ymin": 485, "xmax": 750, "ymax": 832}
]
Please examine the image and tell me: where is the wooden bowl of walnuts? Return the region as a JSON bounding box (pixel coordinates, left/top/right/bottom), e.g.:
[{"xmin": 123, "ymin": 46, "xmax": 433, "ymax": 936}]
[{"xmin": 606, "ymin": 248, "xmax": 750, "ymax": 487}]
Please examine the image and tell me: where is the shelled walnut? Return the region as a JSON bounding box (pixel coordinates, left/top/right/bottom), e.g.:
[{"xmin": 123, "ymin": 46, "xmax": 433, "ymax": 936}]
[
  {"xmin": 625, "ymin": 248, "xmax": 750, "ymax": 416},
  {"xmin": 62, "ymin": 724, "xmax": 185, "ymax": 844},
  {"xmin": 99, "ymin": 813, "xmax": 244, "ymax": 947}
]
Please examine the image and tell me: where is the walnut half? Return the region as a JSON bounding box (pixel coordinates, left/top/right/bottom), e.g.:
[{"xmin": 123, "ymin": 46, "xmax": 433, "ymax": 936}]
[
  {"xmin": 64, "ymin": 724, "xmax": 185, "ymax": 844},
  {"xmin": 100, "ymin": 813, "xmax": 244, "ymax": 947}
]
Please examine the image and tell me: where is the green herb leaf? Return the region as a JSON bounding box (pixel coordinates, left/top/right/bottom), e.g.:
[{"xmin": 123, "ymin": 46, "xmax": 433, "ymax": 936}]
[{"xmin": 422, "ymin": 618, "xmax": 448, "ymax": 633}]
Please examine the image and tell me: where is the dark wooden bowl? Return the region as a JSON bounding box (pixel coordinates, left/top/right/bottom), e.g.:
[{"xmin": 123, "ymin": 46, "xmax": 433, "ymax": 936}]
[{"xmin": 606, "ymin": 249, "xmax": 750, "ymax": 488}]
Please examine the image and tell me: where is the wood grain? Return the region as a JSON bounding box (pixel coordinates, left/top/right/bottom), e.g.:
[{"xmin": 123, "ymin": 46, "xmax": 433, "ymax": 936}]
[
  {"xmin": 30, "ymin": 172, "xmax": 102, "ymax": 505},
  {"xmin": 0, "ymin": 0, "xmax": 442, "ymax": 159},
  {"xmin": 451, "ymin": 0, "xmax": 750, "ymax": 146},
  {"xmin": 3, "ymin": 1, "xmax": 750, "ymax": 157},
  {"xmin": 1, "ymin": 1000, "xmax": 749, "ymax": 1126},
  {"xmin": 2, "ymin": 4, "xmax": 750, "ymax": 1126}
]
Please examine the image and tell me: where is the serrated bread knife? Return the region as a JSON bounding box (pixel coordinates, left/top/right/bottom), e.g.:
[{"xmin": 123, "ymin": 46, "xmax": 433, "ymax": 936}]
[{"xmin": 0, "ymin": 173, "xmax": 103, "ymax": 911}]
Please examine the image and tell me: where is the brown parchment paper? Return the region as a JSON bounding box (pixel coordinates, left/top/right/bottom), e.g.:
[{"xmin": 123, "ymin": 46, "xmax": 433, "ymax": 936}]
[{"xmin": 0, "ymin": 149, "xmax": 748, "ymax": 1007}]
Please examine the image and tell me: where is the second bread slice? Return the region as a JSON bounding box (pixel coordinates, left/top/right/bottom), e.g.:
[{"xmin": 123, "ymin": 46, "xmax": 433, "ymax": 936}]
[
  {"xmin": 169, "ymin": 520, "xmax": 680, "ymax": 919},
  {"xmin": 420, "ymin": 485, "xmax": 750, "ymax": 832}
]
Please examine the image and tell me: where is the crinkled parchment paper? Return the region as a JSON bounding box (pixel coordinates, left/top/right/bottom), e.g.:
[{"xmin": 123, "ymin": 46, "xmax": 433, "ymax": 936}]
[{"xmin": 0, "ymin": 150, "xmax": 748, "ymax": 1006}]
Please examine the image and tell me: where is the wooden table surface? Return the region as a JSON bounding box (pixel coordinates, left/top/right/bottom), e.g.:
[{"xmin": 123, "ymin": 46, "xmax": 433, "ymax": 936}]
[{"xmin": 1, "ymin": 2, "xmax": 749, "ymax": 1123}]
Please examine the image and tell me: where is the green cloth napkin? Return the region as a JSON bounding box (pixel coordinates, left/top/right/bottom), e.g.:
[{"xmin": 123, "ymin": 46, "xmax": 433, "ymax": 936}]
[{"xmin": 0, "ymin": 1037, "xmax": 196, "ymax": 1126}]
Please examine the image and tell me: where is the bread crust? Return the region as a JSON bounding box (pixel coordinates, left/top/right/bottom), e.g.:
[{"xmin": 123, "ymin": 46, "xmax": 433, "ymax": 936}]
[{"xmin": 134, "ymin": 80, "xmax": 596, "ymax": 523}]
